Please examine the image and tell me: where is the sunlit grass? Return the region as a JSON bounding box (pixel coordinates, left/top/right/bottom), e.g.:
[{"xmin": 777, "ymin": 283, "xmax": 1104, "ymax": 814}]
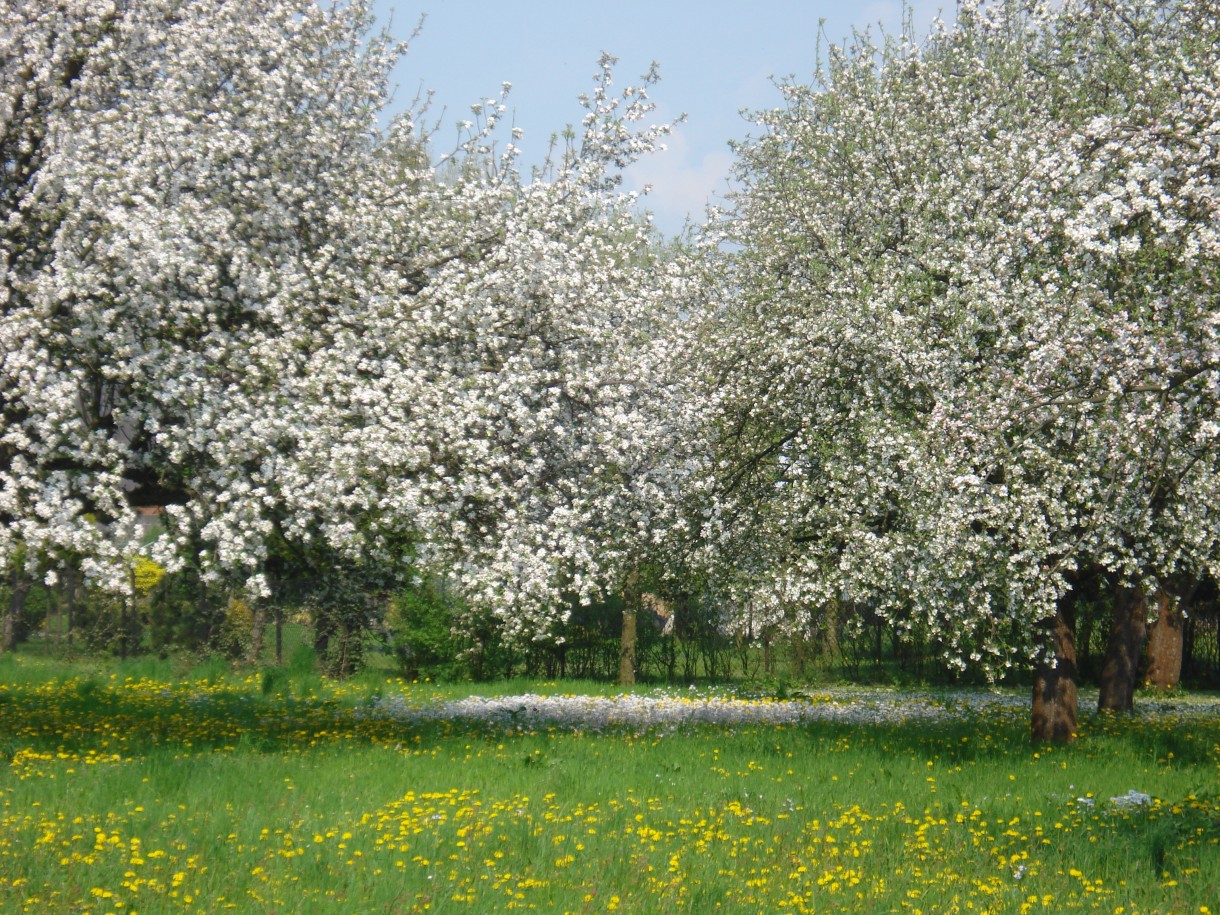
[{"xmin": 1, "ymin": 652, "xmax": 1217, "ymax": 913}]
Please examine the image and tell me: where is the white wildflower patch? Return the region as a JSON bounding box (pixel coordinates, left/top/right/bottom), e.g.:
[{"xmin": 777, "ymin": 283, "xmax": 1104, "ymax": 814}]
[{"xmin": 367, "ymin": 688, "xmax": 1031, "ymax": 733}]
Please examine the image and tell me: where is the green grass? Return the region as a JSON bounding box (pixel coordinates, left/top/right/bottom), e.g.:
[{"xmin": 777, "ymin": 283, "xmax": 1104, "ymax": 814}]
[{"xmin": 1, "ymin": 653, "xmax": 1217, "ymax": 913}]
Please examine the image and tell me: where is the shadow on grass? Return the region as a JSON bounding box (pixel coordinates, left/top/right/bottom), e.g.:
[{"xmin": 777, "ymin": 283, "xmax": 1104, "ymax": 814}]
[
  {"xmin": 0, "ymin": 679, "xmax": 452, "ymax": 761},
  {"xmin": 3, "ymin": 651, "xmax": 1218, "ymax": 771}
]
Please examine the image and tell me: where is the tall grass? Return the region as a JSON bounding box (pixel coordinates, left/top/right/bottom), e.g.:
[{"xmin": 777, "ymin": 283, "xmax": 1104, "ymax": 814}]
[{"xmin": 1, "ymin": 653, "xmax": 1216, "ymax": 913}]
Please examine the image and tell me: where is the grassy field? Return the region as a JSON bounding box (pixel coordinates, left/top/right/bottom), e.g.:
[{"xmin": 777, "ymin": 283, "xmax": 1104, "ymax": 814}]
[{"xmin": 0, "ymin": 653, "xmax": 1217, "ymax": 913}]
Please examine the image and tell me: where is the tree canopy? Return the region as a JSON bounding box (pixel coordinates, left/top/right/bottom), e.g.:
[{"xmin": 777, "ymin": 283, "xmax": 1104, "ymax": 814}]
[
  {"xmin": 1, "ymin": 0, "xmax": 697, "ymax": 636},
  {"xmin": 697, "ymin": 0, "xmax": 1218, "ymax": 699}
]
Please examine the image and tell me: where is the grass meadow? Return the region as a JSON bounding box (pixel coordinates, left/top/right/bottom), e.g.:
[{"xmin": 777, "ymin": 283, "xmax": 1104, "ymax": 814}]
[{"xmin": 0, "ymin": 652, "xmax": 1217, "ymax": 914}]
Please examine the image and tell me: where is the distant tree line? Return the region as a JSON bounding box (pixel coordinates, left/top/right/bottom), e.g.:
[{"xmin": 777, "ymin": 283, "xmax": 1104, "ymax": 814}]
[{"xmin": 6, "ymin": 557, "xmax": 1218, "ymax": 693}]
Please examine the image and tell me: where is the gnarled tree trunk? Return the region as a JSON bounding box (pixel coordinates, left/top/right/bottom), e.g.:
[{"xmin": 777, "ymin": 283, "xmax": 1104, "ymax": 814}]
[
  {"xmin": 1098, "ymin": 584, "xmax": 1148, "ymax": 713},
  {"xmin": 1031, "ymin": 603, "xmax": 1078, "ymax": 743}
]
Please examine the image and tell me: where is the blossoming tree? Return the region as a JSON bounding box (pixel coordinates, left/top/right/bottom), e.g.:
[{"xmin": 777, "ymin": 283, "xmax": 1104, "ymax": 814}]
[
  {"xmin": 2, "ymin": 1, "xmax": 697, "ymax": 656},
  {"xmin": 282, "ymin": 54, "xmax": 702, "ymax": 655},
  {"xmin": 702, "ymin": 0, "xmax": 1218, "ymax": 740}
]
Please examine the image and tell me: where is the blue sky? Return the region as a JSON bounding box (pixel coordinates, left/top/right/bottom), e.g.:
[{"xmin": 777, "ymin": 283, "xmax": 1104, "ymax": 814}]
[{"xmin": 371, "ymin": 1, "xmax": 955, "ymax": 235}]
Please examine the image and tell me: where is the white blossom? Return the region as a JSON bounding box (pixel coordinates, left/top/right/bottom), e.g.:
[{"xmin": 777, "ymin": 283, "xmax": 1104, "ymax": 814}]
[{"xmin": 694, "ymin": 0, "xmax": 1220, "ymax": 675}]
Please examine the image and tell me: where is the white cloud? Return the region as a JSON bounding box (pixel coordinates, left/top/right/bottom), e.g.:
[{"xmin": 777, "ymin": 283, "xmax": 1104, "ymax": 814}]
[{"xmin": 625, "ymin": 127, "xmax": 736, "ymax": 235}]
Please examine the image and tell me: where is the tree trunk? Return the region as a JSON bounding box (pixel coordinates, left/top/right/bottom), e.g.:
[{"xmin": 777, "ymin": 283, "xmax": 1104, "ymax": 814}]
[
  {"xmin": 247, "ymin": 602, "xmax": 267, "ymax": 667},
  {"xmin": 1031, "ymin": 604, "xmax": 1078, "ymax": 744},
  {"xmin": 619, "ymin": 608, "xmax": 637, "ymax": 686},
  {"xmin": 63, "ymin": 565, "xmax": 81, "ymax": 654},
  {"xmin": 823, "ymin": 606, "xmax": 840, "ymax": 664},
  {"xmin": 1098, "ymin": 584, "xmax": 1148, "ymax": 713},
  {"xmin": 120, "ymin": 574, "xmax": 131, "ymax": 662},
  {"xmin": 3, "ymin": 570, "xmax": 33, "ymax": 653},
  {"xmin": 619, "ymin": 566, "xmax": 639, "ymax": 686},
  {"xmin": 1142, "ymin": 588, "xmax": 1183, "ymax": 690}
]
